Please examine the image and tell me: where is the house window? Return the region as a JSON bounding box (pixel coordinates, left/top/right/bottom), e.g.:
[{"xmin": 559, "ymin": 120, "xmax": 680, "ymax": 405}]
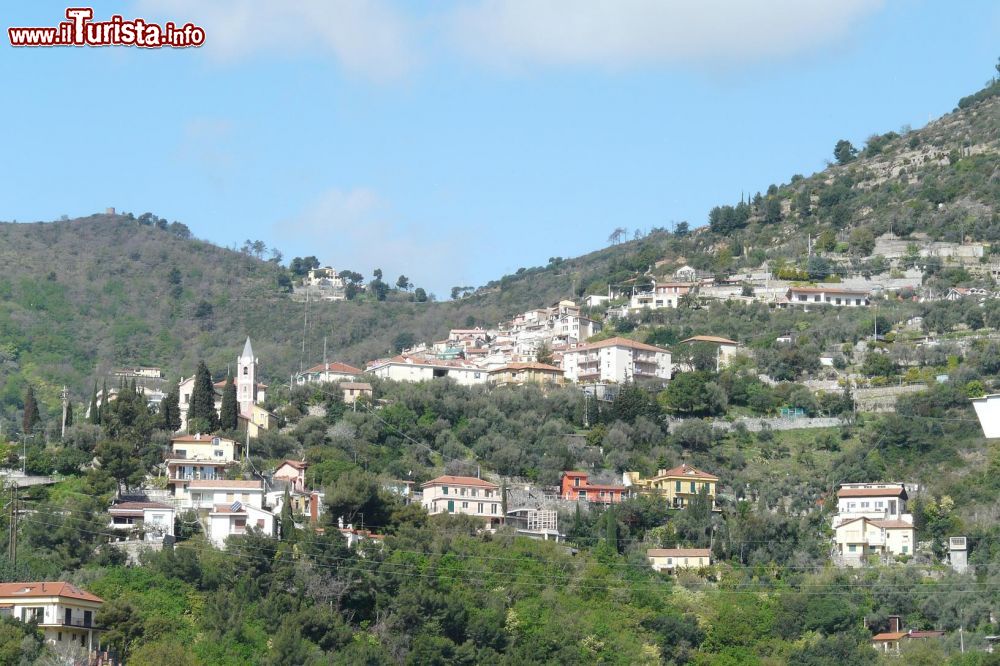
[
  {"xmin": 690, "ymin": 482, "xmax": 695, "ymax": 493},
  {"xmin": 848, "ymin": 544, "xmax": 857, "ymax": 553},
  {"xmin": 902, "ymin": 546, "xmax": 908, "ymax": 554},
  {"xmin": 462, "ymin": 502, "xmax": 468, "ymax": 509},
  {"xmin": 478, "ymin": 503, "xmax": 484, "ymax": 513},
  {"xmin": 21, "ymin": 607, "xmax": 42, "ymax": 622},
  {"xmin": 442, "ymin": 486, "xmax": 448, "ymax": 495},
  {"xmin": 243, "ymin": 367, "xmax": 248, "ymax": 375},
  {"xmin": 675, "ymin": 481, "xmax": 681, "ymax": 492},
  {"xmin": 491, "ymin": 504, "xmax": 497, "ymax": 514},
  {"xmin": 214, "ymin": 450, "xmax": 224, "ymax": 457}
]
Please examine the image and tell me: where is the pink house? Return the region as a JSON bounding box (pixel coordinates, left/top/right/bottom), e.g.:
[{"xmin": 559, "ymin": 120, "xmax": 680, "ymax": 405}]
[{"xmin": 274, "ymin": 459, "xmax": 309, "ymax": 491}]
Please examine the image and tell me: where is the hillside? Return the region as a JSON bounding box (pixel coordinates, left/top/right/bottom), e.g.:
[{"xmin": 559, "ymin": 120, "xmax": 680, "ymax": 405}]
[
  {"xmin": 1, "ymin": 74, "xmax": 998, "ymax": 422},
  {"xmin": 469, "ymin": 78, "xmax": 1000, "ymax": 299}
]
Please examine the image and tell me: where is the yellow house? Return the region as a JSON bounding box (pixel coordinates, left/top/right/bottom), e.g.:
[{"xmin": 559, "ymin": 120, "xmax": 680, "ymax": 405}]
[
  {"xmin": 239, "ymin": 403, "xmax": 278, "ymax": 440},
  {"xmin": 624, "ymin": 463, "xmax": 718, "ymax": 509},
  {"xmin": 647, "ymin": 548, "xmax": 712, "ymax": 572},
  {"xmin": 488, "ymin": 362, "xmax": 565, "ymax": 386}
]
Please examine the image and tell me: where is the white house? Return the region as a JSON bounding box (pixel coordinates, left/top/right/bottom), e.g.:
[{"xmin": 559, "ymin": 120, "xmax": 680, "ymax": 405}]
[
  {"xmin": 561, "ymin": 337, "xmax": 671, "ymax": 384},
  {"xmin": 647, "ymin": 548, "xmax": 712, "ymax": 572},
  {"xmin": 832, "ymin": 483, "xmax": 914, "ymax": 566},
  {"xmin": 182, "ymin": 478, "xmax": 265, "ymax": 511},
  {"xmin": 786, "ymin": 286, "xmax": 870, "ymax": 307},
  {"xmin": 207, "ymin": 501, "xmax": 275, "ymax": 548},
  {"xmin": 834, "ymin": 483, "xmax": 912, "ymax": 523},
  {"xmin": 421, "ymin": 475, "xmax": 502, "ymax": 528},
  {"xmin": 108, "ymin": 500, "xmax": 176, "ymax": 542},
  {"xmin": 677, "ymin": 335, "xmax": 742, "ymax": 371},
  {"xmin": 0, "ymin": 582, "xmax": 103, "ymax": 652},
  {"xmin": 293, "ymin": 361, "xmax": 363, "ymax": 385},
  {"xmin": 367, "ymin": 356, "xmax": 488, "ymax": 386}
]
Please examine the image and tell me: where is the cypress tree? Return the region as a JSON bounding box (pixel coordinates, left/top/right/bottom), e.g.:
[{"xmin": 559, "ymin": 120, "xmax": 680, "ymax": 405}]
[
  {"xmin": 89, "ymin": 382, "xmax": 100, "ymax": 425},
  {"xmin": 160, "ymin": 385, "xmax": 182, "ymax": 432},
  {"xmin": 280, "ymin": 488, "xmax": 294, "ymax": 540},
  {"xmin": 605, "ymin": 508, "xmax": 618, "ymax": 553},
  {"xmin": 219, "ymin": 374, "xmax": 238, "ymax": 431},
  {"xmin": 100, "ymin": 379, "xmax": 110, "ymax": 425},
  {"xmin": 22, "ymin": 385, "xmax": 40, "ymax": 435},
  {"xmin": 64, "ymin": 401, "xmax": 73, "ymax": 428},
  {"xmin": 188, "ymin": 360, "xmax": 219, "ymax": 433}
]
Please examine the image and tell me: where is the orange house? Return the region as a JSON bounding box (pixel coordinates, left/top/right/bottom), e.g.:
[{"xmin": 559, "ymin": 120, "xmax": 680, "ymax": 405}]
[{"xmin": 560, "ymin": 471, "xmax": 628, "ymax": 504}]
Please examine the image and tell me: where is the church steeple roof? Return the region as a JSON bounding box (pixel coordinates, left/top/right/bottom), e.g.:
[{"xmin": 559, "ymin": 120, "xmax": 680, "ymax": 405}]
[{"xmin": 241, "ymin": 337, "xmax": 254, "ymax": 360}]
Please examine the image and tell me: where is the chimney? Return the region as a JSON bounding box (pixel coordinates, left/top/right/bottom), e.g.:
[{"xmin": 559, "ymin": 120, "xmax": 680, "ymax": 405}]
[
  {"xmin": 310, "ymin": 491, "xmax": 319, "ymax": 524},
  {"xmin": 888, "ymin": 615, "xmax": 901, "ymax": 633}
]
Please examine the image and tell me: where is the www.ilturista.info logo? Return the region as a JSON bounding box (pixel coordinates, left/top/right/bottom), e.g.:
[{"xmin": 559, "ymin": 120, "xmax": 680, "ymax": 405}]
[{"xmin": 8, "ymin": 8, "xmax": 205, "ymax": 48}]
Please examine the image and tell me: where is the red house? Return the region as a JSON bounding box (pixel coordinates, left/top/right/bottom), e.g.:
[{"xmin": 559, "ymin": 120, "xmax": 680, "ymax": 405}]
[{"xmin": 560, "ymin": 471, "xmax": 628, "ymax": 504}]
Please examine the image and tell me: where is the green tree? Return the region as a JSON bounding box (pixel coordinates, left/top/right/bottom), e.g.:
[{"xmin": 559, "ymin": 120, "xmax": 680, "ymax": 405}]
[
  {"xmin": 160, "ymin": 385, "xmax": 181, "ymax": 432},
  {"xmin": 219, "ymin": 374, "xmax": 238, "ymax": 431},
  {"xmin": 280, "ymin": 488, "xmax": 294, "ymax": 541},
  {"xmin": 64, "ymin": 401, "xmax": 73, "ymax": 429},
  {"xmin": 414, "ymin": 287, "xmax": 428, "ymax": 303},
  {"xmin": 22, "ymin": 385, "xmax": 40, "ymax": 434},
  {"xmin": 395, "ymin": 275, "xmax": 410, "ymax": 291},
  {"xmin": 536, "ymin": 342, "xmax": 554, "ymax": 365},
  {"xmin": 834, "ymin": 139, "xmax": 858, "ymax": 165},
  {"xmin": 188, "ymin": 360, "xmax": 218, "ymax": 433},
  {"xmin": 97, "ymin": 440, "xmax": 143, "ymax": 493},
  {"xmin": 89, "ymin": 382, "xmax": 100, "ymax": 425},
  {"xmin": 605, "ymin": 508, "xmax": 619, "ymax": 553},
  {"xmin": 97, "ymin": 598, "xmax": 146, "ymax": 660},
  {"xmin": 848, "ymin": 227, "xmax": 876, "ymax": 256}
]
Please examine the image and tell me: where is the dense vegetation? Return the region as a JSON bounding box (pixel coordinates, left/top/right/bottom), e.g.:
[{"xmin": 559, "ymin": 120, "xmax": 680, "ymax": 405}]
[{"xmin": 0, "ymin": 61, "xmax": 998, "ymax": 665}]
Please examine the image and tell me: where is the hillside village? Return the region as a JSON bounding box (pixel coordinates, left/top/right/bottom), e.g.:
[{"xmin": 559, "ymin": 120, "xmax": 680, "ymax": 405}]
[{"xmin": 0, "ymin": 65, "xmax": 999, "ymax": 665}]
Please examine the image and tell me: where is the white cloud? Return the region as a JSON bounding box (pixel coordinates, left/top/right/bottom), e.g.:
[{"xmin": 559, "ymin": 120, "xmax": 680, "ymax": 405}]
[
  {"xmin": 448, "ymin": 0, "xmax": 885, "ymax": 70},
  {"xmin": 280, "ymin": 187, "xmax": 466, "ymax": 297},
  {"xmin": 133, "ymin": 0, "xmax": 416, "ymax": 81}
]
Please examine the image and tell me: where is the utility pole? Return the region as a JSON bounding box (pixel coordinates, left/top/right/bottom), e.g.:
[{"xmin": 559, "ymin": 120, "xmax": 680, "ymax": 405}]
[
  {"xmin": 8, "ymin": 484, "xmax": 17, "ymax": 567},
  {"xmin": 60, "ymin": 386, "xmax": 69, "ymax": 440}
]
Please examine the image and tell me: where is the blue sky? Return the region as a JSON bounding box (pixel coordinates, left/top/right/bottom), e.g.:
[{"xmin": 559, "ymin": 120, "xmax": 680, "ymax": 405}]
[{"xmin": 1, "ymin": 1, "xmax": 997, "ymax": 297}]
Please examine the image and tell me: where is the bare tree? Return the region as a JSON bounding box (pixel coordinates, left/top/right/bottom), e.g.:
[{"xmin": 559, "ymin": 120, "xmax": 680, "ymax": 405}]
[{"xmin": 607, "ymin": 227, "xmax": 627, "ymax": 245}]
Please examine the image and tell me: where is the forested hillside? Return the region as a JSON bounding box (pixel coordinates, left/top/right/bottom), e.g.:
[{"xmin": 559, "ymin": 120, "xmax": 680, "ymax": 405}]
[{"xmin": 3, "ymin": 71, "xmax": 998, "ymax": 427}]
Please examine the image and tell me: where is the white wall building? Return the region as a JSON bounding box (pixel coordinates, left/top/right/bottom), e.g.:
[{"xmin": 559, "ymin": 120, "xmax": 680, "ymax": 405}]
[
  {"xmin": 561, "ymin": 337, "xmax": 671, "ymax": 384},
  {"xmin": 367, "ymin": 356, "xmax": 488, "ymax": 386},
  {"xmin": 832, "ymin": 483, "xmax": 914, "ymax": 566},
  {"xmin": 207, "ymin": 502, "xmax": 275, "ymax": 548},
  {"xmin": 108, "ymin": 500, "xmax": 176, "ymax": 542},
  {"xmin": 421, "ymin": 475, "xmax": 502, "ymax": 528},
  {"xmin": 0, "ymin": 582, "xmax": 103, "ymax": 652},
  {"xmin": 647, "ymin": 548, "xmax": 712, "ymax": 572},
  {"xmin": 182, "ymin": 479, "xmax": 265, "ymax": 511}
]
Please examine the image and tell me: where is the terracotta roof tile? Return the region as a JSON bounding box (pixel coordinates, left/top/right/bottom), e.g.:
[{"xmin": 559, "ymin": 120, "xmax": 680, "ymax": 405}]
[
  {"xmin": 0, "ymin": 582, "xmax": 103, "ymax": 603},
  {"xmin": 646, "ymin": 548, "xmax": 711, "ymax": 558},
  {"xmin": 421, "ymin": 475, "xmax": 498, "ymax": 489}
]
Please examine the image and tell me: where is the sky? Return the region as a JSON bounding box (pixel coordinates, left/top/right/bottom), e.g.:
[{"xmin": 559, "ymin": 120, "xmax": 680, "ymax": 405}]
[{"xmin": 1, "ymin": 1, "xmax": 997, "ymax": 298}]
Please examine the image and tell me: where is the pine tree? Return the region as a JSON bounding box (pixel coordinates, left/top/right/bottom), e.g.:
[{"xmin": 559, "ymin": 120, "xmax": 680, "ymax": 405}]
[
  {"xmin": 160, "ymin": 385, "xmax": 181, "ymax": 432},
  {"xmin": 187, "ymin": 360, "xmax": 219, "ymax": 433},
  {"xmin": 89, "ymin": 382, "xmax": 100, "ymax": 425},
  {"xmin": 219, "ymin": 374, "xmax": 238, "ymax": 431},
  {"xmin": 280, "ymin": 488, "xmax": 294, "ymax": 540},
  {"xmin": 22, "ymin": 385, "xmax": 40, "ymax": 434}
]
